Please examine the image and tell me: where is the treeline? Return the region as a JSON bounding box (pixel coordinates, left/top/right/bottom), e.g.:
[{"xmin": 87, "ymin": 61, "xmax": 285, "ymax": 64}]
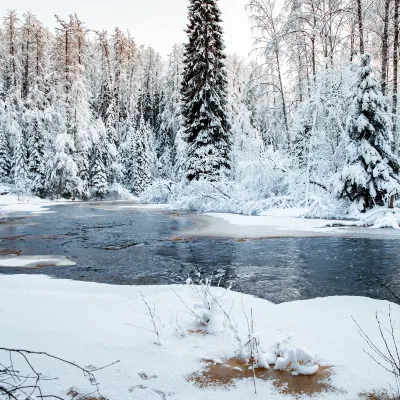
[
  {"xmin": 0, "ymin": 0, "xmax": 399, "ymax": 214},
  {"xmin": 0, "ymin": 12, "xmax": 182, "ymax": 199}
]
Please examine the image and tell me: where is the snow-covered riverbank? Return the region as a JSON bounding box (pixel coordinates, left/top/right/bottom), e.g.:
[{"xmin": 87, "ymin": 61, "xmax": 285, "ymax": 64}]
[
  {"xmin": 0, "ymin": 275, "xmax": 397, "ymax": 399},
  {"xmin": 179, "ymin": 209, "xmax": 400, "ymax": 239}
]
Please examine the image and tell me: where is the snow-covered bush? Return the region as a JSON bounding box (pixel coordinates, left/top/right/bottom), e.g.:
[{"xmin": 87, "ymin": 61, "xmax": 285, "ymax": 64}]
[
  {"xmin": 140, "ymin": 179, "xmax": 175, "ymax": 204},
  {"xmin": 106, "ymin": 183, "xmax": 135, "ymax": 200},
  {"xmin": 184, "ymin": 275, "xmax": 231, "ymax": 335}
]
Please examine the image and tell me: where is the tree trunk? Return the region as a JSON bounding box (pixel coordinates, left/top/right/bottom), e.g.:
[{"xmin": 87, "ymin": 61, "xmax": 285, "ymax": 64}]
[
  {"xmin": 393, "ymin": 0, "xmax": 400, "ymax": 152},
  {"xmin": 357, "ymin": 0, "xmax": 365, "ymax": 54},
  {"xmin": 389, "ymin": 194, "xmax": 396, "ymax": 209},
  {"xmin": 275, "ymin": 50, "xmax": 289, "ymax": 143},
  {"xmin": 381, "ymin": 0, "xmax": 391, "ymax": 95}
]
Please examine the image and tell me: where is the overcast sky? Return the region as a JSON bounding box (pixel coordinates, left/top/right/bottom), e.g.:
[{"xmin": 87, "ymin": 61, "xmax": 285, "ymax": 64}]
[{"xmin": 1, "ymin": 0, "xmax": 255, "ymax": 58}]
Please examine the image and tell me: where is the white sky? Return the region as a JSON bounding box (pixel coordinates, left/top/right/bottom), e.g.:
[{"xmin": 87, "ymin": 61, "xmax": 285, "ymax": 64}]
[{"xmin": 2, "ymin": 0, "xmax": 255, "ymax": 58}]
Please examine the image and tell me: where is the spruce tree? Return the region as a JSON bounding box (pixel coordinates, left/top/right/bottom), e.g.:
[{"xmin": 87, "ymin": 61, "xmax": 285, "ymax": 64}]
[
  {"xmin": 25, "ymin": 84, "xmax": 48, "ymax": 198},
  {"xmin": 0, "ymin": 124, "xmax": 11, "ymax": 181},
  {"xmin": 181, "ymin": 0, "xmax": 231, "ymax": 182},
  {"xmin": 337, "ymin": 54, "xmax": 400, "ymax": 211},
  {"xmin": 91, "ymin": 143, "xmax": 108, "ymax": 198},
  {"xmin": 132, "ymin": 117, "xmax": 153, "ymax": 194},
  {"xmin": 13, "ymin": 129, "xmax": 29, "ymax": 196}
]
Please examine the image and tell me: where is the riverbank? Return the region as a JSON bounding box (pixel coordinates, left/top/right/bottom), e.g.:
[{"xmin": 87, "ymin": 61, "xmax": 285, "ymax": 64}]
[
  {"xmin": 1, "ymin": 186, "xmax": 399, "ymax": 239},
  {"xmin": 179, "ymin": 210, "xmax": 400, "ymax": 240},
  {"xmin": 0, "ymin": 274, "xmax": 398, "ymax": 399}
]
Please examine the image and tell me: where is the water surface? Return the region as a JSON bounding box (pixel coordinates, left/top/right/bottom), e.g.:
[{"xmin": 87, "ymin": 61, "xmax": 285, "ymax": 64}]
[{"xmin": 0, "ymin": 203, "xmax": 399, "ymax": 304}]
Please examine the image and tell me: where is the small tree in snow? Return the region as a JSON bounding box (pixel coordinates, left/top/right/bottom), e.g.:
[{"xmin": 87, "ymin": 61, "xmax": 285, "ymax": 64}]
[{"xmin": 337, "ymin": 55, "xmax": 400, "ymax": 211}]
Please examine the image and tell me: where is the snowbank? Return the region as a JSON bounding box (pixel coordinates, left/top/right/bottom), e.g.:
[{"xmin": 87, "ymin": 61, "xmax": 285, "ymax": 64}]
[
  {"xmin": 0, "ymin": 255, "xmax": 76, "ymax": 268},
  {"xmin": 181, "ymin": 211, "xmax": 400, "ymax": 239},
  {"xmin": 0, "ymin": 184, "xmax": 72, "ymax": 214},
  {"xmin": 0, "ymin": 275, "xmax": 398, "ymax": 399}
]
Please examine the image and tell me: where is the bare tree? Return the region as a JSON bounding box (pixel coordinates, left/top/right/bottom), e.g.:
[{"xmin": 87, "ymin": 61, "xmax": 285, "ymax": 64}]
[
  {"xmin": 357, "ymin": 0, "xmax": 365, "ymax": 54},
  {"xmin": 381, "ymin": 0, "xmax": 391, "ymax": 96},
  {"xmin": 0, "ymin": 347, "xmax": 119, "ymax": 400},
  {"xmin": 394, "ymin": 0, "xmax": 400, "ymax": 152}
]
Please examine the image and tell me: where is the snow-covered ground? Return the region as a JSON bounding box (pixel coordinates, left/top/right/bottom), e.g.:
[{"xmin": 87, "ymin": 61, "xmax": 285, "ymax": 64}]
[
  {"xmin": 0, "ymin": 184, "xmax": 72, "ymax": 215},
  {"xmin": 0, "ymin": 275, "xmax": 397, "ymax": 399},
  {"xmin": 0, "ymin": 255, "xmax": 76, "ymax": 268},
  {"xmin": 179, "ymin": 208, "xmax": 400, "ymax": 239}
]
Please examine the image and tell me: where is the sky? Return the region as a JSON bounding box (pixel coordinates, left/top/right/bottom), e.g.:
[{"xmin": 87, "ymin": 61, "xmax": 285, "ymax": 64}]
[{"xmin": 1, "ymin": 0, "xmax": 255, "ymax": 58}]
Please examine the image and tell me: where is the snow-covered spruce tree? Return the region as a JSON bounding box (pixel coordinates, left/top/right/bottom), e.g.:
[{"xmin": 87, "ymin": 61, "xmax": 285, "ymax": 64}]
[
  {"xmin": 24, "ymin": 82, "xmax": 49, "ymax": 198},
  {"xmin": 181, "ymin": 0, "xmax": 231, "ymax": 182},
  {"xmin": 90, "ymin": 119, "xmax": 110, "ymax": 198},
  {"xmin": 158, "ymin": 45, "xmax": 184, "ymax": 179},
  {"xmin": 0, "ymin": 123, "xmax": 11, "ymax": 181},
  {"xmin": 132, "ymin": 117, "xmax": 153, "ymax": 195},
  {"xmin": 337, "ymin": 54, "xmax": 400, "ymax": 211},
  {"xmin": 13, "ymin": 129, "xmax": 29, "ymax": 197}
]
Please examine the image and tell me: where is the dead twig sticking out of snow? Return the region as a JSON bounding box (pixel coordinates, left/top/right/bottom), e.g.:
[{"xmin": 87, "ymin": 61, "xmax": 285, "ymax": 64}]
[
  {"xmin": 353, "ymin": 306, "xmax": 400, "ymax": 394},
  {"xmin": 373, "ymin": 275, "xmax": 400, "ymax": 305},
  {"xmin": 0, "ymin": 347, "xmax": 119, "ymax": 400},
  {"xmin": 140, "ymin": 293, "xmax": 162, "ymax": 346}
]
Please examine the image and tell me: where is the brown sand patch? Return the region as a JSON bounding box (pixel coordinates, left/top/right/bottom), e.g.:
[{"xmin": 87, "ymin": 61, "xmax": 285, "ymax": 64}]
[
  {"xmin": 188, "ymin": 329, "xmax": 207, "ymax": 335},
  {"xmin": 35, "ymin": 263, "xmax": 58, "ymax": 269},
  {"xmin": 0, "ymin": 248, "xmax": 21, "ymax": 255},
  {"xmin": 170, "ymin": 237, "xmax": 185, "ymax": 242},
  {"xmin": 187, "ymin": 357, "xmax": 341, "ymax": 398}
]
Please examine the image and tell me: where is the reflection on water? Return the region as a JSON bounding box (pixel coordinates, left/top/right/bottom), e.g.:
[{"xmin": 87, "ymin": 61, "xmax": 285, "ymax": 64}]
[{"xmin": 0, "ymin": 203, "xmax": 400, "ymax": 304}]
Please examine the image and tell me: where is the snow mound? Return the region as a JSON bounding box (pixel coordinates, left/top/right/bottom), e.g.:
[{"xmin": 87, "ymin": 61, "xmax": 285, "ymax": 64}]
[{"xmin": 0, "ymin": 255, "xmax": 76, "ymax": 268}]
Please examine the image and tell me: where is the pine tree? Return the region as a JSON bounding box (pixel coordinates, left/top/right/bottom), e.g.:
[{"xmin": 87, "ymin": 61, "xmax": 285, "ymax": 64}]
[
  {"xmin": 181, "ymin": 0, "xmax": 231, "ymax": 182},
  {"xmin": 0, "ymin": 123, "xmax": 11, "ymax": 181},
  {"xmin": 337, "ymin": 54, "xmax": 400, "ymax": 211}
]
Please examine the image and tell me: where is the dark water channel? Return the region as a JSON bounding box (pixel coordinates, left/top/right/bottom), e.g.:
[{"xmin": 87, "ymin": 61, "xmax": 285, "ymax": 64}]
[{"xmin": 1, "ymin": 203, "xmax": 400, "ymax": 304}]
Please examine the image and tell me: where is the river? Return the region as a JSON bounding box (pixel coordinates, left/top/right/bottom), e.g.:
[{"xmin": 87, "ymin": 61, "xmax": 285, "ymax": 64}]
[{"xmin": 0, "ymin": 202, "xmax": 399, "ymax": 304}]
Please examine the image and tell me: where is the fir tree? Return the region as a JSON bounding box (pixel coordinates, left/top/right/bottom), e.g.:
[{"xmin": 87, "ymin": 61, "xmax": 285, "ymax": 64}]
[
  {"xmin": 132, "ymin": 117, "xmax": 153, "ymax": 194},
  {"xmin": 0, "ymin": 123, "xmax": 11, "ymax": 181},
  {"xmin": 337, "ymin": 54, "xmax": 400, "ymax": 211},
  {"xmin": 181, "ymin": 0, "xmax": 231, "ymax": 182},
  {"xmin": 91, "ymin": 143, "xmax": 108, "ymax": 198},
  {"xmin": 25, "ymin": 84, "xmax": 48, "ymax": 198},
  {"xmin": 90, "ymin": 119, "xmax": 110, "ymax": 198},
  {"xmin": 13, "ymin": 129, "xmax": 29, "ymax": 196}
]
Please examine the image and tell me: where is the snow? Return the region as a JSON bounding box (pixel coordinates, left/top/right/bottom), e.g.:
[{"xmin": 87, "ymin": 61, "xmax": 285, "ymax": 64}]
[
  {"xmin": 185, "ymin": 210, "xmax": 400, "ymax": 239},
  {"xmin": 196, "ymin": 211, "xmax": 341, "ymax": 238},
  {"xmin": 0, "ymin": 187, "xmax": 73, "ymax": 214},
  {"xmin": 0, "ymin": 255, "xmax": 76, "ymax": 268},
  {"xmin": 0, "ymin": 275, "xmax": 398, "ymax": 399}
]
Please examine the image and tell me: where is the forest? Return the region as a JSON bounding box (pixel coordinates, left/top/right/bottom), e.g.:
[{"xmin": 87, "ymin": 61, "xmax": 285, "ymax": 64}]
[{"xmin": 0, "ymin": 0, "xmax": 399, "ymax": 218}]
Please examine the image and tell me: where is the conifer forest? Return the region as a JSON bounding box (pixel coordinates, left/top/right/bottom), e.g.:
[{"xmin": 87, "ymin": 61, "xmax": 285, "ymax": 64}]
[{"xmin": 0, "ymin": 0, "xmax": 400, "ymax": 217}]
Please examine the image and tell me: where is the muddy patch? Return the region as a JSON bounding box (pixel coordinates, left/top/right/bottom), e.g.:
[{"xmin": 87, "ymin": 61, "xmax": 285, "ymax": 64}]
[
  {"xmin": 187, "ymin": 358, "xmax": 341, "ymax": 398},
  {"xmin": 0, "ymin": 249, "xmax": 21, "ymax": 255}
]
